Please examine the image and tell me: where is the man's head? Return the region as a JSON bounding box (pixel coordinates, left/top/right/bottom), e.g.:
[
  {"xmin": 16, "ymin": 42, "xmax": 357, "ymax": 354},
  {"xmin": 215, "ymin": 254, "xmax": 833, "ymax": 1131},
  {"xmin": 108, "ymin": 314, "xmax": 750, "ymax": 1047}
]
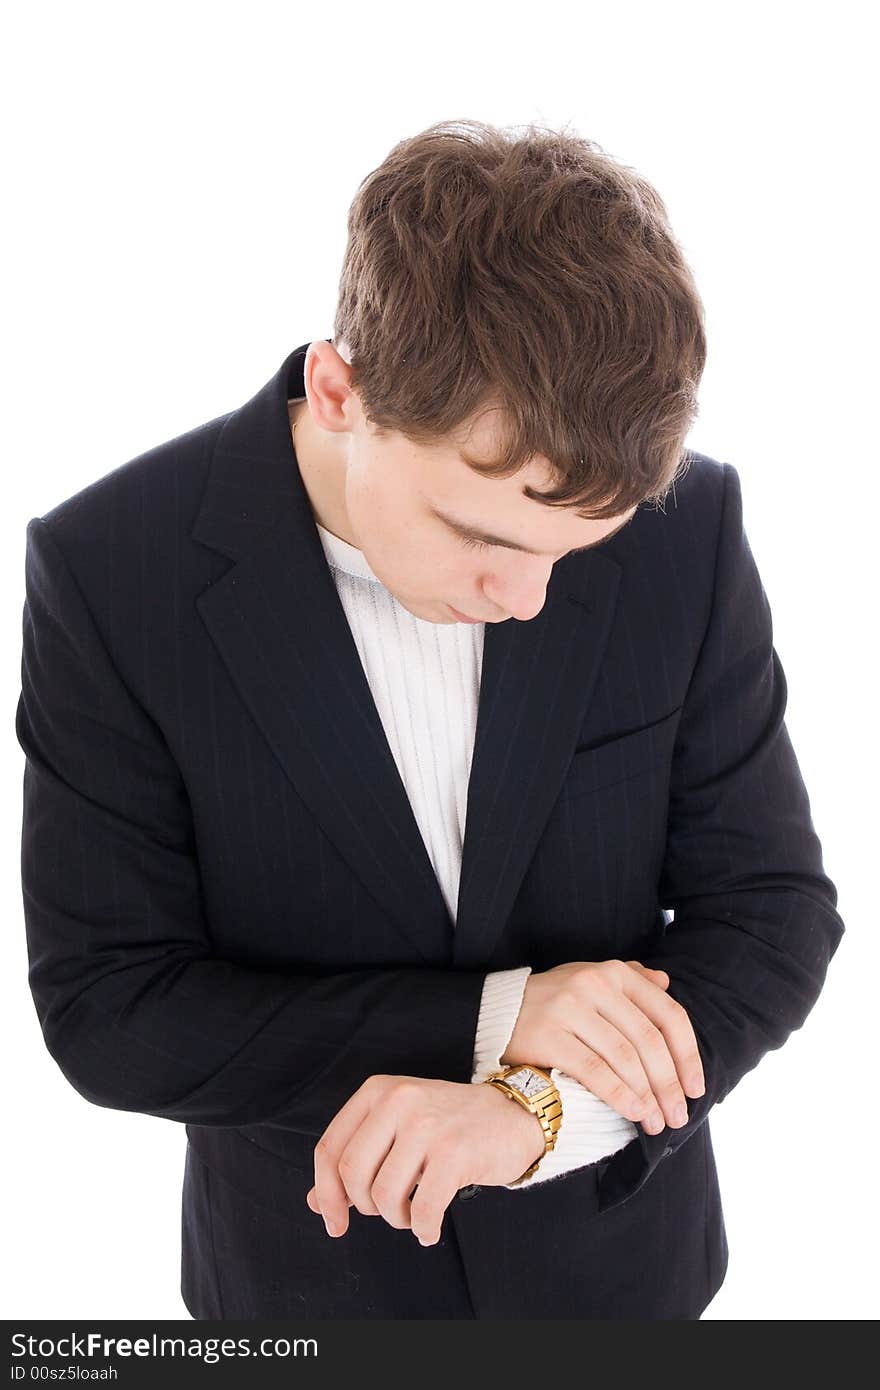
[
  {"xmin": 294, "ymin": 118, "xmax": 706, "ymax": 624},
  {"xmin": 292, "ymin": 338, "xmax": 639, "ymax": 624}
]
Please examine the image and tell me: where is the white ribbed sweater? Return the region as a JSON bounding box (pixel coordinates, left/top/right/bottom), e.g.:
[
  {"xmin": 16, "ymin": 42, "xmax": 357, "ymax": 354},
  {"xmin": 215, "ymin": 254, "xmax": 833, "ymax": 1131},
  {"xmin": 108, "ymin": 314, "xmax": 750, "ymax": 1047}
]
[{"xmin": 310, "ymin": 510, "xmax": 639, "ymax": 1189}]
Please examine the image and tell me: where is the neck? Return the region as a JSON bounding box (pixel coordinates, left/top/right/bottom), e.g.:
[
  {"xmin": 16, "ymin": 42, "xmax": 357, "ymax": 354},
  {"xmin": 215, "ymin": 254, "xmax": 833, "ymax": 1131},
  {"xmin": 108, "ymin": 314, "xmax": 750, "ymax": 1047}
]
[{"xmin": 288, "ymin": 399, "xmax": 358, "ymax": 548}]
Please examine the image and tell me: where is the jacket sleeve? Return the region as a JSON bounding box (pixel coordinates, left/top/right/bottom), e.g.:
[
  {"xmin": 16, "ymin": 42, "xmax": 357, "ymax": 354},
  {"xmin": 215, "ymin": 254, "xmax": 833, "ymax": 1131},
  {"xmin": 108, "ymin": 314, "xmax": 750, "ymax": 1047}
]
[
  {"xmin": 16, "ymin": 516, "xmax": 487, "ymax": 1139},
  {"xmin": 595, "ymin": 462, "xmax": 845, "ymax": 1214}
]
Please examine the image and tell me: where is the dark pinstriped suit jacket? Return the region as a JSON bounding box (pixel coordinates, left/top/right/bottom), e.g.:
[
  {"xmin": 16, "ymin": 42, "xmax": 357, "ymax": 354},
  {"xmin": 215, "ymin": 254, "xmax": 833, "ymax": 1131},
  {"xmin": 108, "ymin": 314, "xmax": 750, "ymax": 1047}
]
[{"xmin": 17, "ymin": 341, "xmax": 845, "ymax": 1319}]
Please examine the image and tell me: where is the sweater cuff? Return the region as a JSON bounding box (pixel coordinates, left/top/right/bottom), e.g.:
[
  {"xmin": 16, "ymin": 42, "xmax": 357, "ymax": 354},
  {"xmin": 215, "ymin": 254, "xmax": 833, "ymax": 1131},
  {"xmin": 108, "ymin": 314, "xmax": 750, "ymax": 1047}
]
[
  {"xmin": 470, "ymin": 966, "xmax": 533, "ymax": 1083},
  {"xmin": 469, "ymin": 968, "xmax": 639, "ymax": 1193},
  {"xmin": 502, "ymin": 1068, "xmax": 639, "ymax": 1190}
]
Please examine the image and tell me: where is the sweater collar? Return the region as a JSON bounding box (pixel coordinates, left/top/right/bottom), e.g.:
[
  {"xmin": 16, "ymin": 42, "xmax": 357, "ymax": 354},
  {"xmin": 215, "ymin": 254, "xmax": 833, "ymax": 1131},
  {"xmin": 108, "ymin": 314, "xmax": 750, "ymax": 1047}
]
[{"xmin": 315, "ymin": 520, "xmax": 381, "ymax": 584}]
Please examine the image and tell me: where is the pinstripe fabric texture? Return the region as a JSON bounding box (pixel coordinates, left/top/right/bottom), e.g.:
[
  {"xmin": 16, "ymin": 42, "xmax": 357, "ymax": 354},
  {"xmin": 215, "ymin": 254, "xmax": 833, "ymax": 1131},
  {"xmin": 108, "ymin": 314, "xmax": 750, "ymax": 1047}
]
[
  {"xmin": 16, "ymin": 341, "xmax": 845, "ymax": 1318},
  {"xmin": 309, "ymin": 509, "xmax": 640, "ymax": 1185}
]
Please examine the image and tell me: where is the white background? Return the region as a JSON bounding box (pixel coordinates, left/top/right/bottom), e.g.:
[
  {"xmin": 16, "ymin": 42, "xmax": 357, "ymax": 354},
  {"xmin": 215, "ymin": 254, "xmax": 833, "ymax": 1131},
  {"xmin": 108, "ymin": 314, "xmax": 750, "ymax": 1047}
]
[{"xmin": 3, "ymin": 0, "xmax": 875, "ymax": 1321}]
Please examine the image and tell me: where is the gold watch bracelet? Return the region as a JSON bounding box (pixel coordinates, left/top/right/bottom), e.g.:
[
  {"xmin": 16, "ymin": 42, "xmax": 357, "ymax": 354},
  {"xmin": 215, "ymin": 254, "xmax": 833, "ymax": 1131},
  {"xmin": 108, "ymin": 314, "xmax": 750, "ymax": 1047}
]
[{"xmin": 484, "ymin": 1065, "xmax": 563, "ymax": 1184}]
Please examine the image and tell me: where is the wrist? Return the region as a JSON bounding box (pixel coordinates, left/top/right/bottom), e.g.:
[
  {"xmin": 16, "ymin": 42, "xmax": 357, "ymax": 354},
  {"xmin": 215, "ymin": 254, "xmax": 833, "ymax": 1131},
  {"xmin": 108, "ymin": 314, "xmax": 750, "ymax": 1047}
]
[
  {"xmin": 483, "ymin": 1064, "xmax": 563, "ymax": 1184},
  {"xmin": 483, "ymin": 1077, "xmax": 546, "ymax": 1169}
]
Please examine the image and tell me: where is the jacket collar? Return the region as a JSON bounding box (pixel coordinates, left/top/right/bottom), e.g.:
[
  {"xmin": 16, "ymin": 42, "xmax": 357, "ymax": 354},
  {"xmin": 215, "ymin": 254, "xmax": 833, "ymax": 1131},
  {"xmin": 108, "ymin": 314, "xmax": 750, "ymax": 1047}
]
[{"xmin": 192, "ymin": 341, "xmax": 623, "ymax": 967}]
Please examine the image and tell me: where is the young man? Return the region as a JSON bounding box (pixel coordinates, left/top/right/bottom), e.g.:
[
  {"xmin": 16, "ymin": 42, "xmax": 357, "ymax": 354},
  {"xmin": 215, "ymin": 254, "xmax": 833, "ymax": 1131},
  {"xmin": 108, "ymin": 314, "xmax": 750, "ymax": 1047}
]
[{"xmin": 17, "ymin": 120, "xmax": 844, "ymax": 1319}]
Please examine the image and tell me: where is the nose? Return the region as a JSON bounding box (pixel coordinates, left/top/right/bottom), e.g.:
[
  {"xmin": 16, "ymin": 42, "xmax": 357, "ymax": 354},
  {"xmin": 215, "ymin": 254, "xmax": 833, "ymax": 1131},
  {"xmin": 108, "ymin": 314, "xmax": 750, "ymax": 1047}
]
[
  {"xmin": 505, "ymin": 592, "xmax": 548, "ymax": 621},
  {"xmin": 482, "ymin": 559, "xmax": 552, "ymax": 622}
]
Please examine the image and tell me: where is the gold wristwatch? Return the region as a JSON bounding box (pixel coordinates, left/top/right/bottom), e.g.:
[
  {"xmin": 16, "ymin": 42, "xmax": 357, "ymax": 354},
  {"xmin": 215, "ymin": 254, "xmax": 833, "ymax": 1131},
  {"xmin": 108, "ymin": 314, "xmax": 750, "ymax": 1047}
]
[{"xmin": 484, "ymin": 1064, "xmax": 563, "ymax": 1184}]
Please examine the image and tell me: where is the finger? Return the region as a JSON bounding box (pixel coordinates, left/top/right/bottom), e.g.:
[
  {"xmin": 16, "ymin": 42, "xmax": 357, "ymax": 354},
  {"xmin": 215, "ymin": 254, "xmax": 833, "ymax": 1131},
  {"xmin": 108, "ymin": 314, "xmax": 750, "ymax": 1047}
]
[
  {"xmin": 550, "ymin": 1018, "xmax": 661, "ymax": 1124},
  {"xmin": 312, "ymin": 1085, "xmax": 376, "ymax": 1236},
  {"xmin": 369, "ymin": 1140, "xmax": 428, "ymax": 1230},
  {"xmin": 626, "ymin": 961, "xmax": 670, "ymax": 987},
  {"xmin": 594, "ymin": 987, "xmax": 704, "ymax": 1129},
  {"xmin": 584, "ymin": 992, "xmax": 688, "ymax": 1131},
  {"xmin": 622, "ymin": 971, "xmax": 706, "ymax": 1098},
  {"xmin": 307, "ymin": 1184, "xmax": 350, "ymax": 1217},
  {"xmin": 336, "ymin": 1108, "xmax": 399, "ymax": 1221},
  {"xmin": 408, "ymin": 1159, "xmax": 463, "ymax": 1247}
]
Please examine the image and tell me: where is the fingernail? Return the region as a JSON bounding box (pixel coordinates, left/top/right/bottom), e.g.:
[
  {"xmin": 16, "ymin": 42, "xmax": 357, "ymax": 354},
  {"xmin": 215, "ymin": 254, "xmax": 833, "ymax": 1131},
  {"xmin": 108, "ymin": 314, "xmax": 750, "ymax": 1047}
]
[{"xmin": 324, "ymin": 1217, "xmax": 340, "ymax": 1236}]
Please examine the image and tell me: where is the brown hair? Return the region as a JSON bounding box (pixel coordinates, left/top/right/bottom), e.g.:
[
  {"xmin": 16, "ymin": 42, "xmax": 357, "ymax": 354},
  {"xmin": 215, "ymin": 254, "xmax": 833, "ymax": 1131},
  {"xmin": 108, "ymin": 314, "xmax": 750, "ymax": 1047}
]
[{"xmin": 333, "ymin": 118, "xmax": 707, "ymax": 518}]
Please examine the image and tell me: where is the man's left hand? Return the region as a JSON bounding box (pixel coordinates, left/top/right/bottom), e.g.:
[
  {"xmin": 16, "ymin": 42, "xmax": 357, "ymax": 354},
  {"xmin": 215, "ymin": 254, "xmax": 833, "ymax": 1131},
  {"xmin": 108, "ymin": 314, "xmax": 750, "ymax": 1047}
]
[{"xmin": 305, "ymin": 1074, "xmax": 546, "ymax": 1246}]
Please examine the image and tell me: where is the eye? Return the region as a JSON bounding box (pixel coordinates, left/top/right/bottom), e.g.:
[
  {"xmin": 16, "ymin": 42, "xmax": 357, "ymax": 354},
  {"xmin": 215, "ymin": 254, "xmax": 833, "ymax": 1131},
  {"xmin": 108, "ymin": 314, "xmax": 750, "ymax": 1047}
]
[{"xmin": 458, "ymin": 533, "xmax": 491, "ymax": 552}]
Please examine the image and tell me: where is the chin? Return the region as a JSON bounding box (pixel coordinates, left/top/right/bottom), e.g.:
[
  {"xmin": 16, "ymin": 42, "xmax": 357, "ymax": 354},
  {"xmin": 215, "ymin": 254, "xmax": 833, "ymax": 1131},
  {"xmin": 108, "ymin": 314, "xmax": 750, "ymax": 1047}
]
[{"xmin": 395, "ymin": 597, "xmax": 444, "ymax": 624}]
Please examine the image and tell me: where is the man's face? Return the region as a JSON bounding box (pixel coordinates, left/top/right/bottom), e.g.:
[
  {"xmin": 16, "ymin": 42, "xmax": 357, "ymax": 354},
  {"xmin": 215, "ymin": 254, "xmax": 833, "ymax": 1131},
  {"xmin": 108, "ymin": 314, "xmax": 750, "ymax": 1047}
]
[{"xmin": 294, "ymin": 340, "xmax": 639, "ymax": 625}]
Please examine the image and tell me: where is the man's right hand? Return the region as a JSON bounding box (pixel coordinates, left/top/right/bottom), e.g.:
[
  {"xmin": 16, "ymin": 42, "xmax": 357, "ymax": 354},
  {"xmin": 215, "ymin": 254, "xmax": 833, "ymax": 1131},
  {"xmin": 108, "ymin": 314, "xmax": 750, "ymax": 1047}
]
[{"xmin": 500, "ymin": 960, "xmax": 706, "ymax": 1135}]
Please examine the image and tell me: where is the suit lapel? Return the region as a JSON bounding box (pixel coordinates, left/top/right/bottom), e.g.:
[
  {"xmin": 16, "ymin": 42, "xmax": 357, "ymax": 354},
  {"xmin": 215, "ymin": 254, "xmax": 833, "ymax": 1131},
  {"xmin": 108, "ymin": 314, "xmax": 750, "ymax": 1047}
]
[
  {"xmin": 192, "ymin": 342, "xmax": 622, "ymax": 967},
  {"xmin": 453, "ymin": 554, "xmax": 621, "ymax": 966}
]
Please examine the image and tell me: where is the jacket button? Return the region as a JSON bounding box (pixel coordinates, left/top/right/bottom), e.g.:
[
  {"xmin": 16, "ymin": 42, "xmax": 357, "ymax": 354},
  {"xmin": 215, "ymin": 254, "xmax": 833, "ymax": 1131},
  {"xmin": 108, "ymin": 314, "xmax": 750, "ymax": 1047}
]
[
  {"xmin": 458, "ymin": 1184, "xmax": 480, "ymax": 1199},
  {"xmin": 662, "ymin": 1145, "xmax": 674, "ymax": 1158}
]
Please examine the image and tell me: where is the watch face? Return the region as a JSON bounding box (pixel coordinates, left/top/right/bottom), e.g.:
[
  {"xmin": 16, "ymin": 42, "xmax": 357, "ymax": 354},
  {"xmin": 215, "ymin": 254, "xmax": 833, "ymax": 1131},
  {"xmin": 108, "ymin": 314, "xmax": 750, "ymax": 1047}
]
[{"xmin": 505, "ymin": 1068, "xmax": 547, "ymax": 1099}]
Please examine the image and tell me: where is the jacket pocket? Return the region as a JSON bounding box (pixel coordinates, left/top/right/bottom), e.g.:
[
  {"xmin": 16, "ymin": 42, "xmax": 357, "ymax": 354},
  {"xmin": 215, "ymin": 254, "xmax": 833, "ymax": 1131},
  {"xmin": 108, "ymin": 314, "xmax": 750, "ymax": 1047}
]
[{"xmin": 562, "ymin": 704, "xmax": 683, "ymax": 798}]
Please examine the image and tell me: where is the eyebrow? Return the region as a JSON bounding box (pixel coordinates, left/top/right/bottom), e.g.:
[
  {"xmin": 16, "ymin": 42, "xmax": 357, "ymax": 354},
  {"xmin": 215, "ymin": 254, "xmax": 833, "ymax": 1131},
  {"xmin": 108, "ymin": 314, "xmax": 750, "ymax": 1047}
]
[{"xmin": 426, "ymin": 503, "xmax": 635, "ymax": 556}]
